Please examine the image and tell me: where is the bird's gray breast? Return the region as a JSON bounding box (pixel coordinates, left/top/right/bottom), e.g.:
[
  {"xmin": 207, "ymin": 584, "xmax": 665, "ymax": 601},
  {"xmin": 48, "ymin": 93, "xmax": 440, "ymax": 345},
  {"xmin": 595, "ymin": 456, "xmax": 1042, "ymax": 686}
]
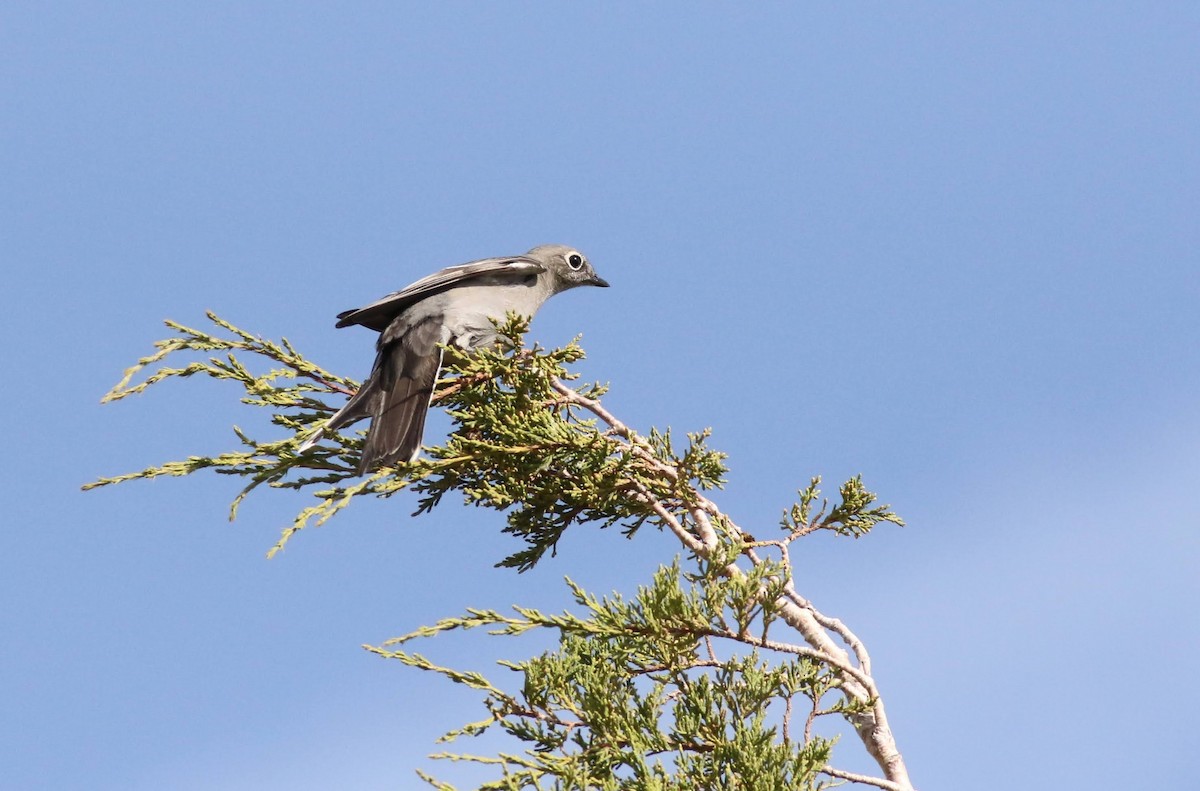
[{"xmin": 436, "ymin": 278, "xmax": 548, "ymax": 349}]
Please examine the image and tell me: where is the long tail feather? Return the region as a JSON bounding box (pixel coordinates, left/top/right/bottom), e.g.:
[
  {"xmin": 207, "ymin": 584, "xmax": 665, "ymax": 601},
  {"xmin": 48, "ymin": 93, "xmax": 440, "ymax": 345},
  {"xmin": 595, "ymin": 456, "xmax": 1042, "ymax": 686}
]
[{"xmin": 357, "ymin": 346, "xmax": 443, "ymax": 473}]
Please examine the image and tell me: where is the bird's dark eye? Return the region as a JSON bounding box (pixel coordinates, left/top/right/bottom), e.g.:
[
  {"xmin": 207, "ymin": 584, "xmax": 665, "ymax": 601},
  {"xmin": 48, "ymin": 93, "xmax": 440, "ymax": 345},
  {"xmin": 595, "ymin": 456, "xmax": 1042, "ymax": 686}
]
[{"xmin": 567, "ymin": 253, "xmax": 584, "ymax": 270}]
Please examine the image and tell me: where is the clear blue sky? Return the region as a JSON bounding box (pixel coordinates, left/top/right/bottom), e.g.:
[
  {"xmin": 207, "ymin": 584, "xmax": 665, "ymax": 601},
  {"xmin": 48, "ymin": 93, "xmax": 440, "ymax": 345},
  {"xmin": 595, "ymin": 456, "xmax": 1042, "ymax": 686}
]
[{"xmin": 4, "ymin": 3, "xmax": 1197, "ymax": 789}]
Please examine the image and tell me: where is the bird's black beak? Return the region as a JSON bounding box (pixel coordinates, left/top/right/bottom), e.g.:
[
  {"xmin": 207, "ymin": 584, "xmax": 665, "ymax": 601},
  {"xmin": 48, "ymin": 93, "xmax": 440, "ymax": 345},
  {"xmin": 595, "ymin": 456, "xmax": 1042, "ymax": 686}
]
[{"xmin": 590, "ymin": 275, "xmax": 610, "ymax": 288}]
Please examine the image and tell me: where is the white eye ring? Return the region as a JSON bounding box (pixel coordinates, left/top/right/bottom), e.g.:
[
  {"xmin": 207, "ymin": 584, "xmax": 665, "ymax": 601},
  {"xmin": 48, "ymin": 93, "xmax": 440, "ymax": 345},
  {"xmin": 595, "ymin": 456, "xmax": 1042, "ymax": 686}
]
[{"xmin": 567, "ymin": 253, "xmax": 584, "ymax": 270}]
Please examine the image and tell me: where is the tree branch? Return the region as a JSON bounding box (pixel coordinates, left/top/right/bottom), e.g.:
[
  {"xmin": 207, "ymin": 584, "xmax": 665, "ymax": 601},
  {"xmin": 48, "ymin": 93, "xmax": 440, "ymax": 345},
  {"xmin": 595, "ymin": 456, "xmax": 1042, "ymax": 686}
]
[
  {"xmin": 547, "ymin": 376, "xmax": 914, "ymax": 790},
  {"xmin": 821, "ymin": 765, "xmax": 911, "ymax": 791},
  {"xmin": 87, "ymin": 314, "xmax": 915, "ymax": 790}
]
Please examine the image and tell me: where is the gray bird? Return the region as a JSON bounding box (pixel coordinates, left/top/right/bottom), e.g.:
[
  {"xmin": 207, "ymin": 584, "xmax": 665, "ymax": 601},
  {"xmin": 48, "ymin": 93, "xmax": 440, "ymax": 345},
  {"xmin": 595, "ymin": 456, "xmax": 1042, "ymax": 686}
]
[{"xmin": 303, "ymin": 244, "xmax": 608, "ymax": 474}]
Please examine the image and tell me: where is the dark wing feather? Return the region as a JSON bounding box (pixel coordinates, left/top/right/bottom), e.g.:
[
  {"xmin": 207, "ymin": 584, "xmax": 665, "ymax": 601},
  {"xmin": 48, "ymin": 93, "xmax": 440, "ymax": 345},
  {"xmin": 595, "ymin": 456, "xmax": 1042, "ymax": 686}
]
[
  {"xmin": 313, "ymin": 314, "xmax": 447, "ymax": 472},
  {"xmin": 357, "ymin": 345, "xmax": 442, "ymax": 473},
  {"xmin": 335, "ymin": 257, "xmax": 545, "ymax": 331},
  {"xmin": 354, "ymin": 315, "xmax": 445, "ymax": 473}
]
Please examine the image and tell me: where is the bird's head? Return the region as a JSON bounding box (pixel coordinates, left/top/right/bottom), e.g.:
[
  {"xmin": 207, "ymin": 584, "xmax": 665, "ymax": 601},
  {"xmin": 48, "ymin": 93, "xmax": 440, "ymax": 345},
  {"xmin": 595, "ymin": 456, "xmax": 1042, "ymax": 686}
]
[{"xmin": 526, "ymin": 244, "xmax": 610, "ymax": 291}]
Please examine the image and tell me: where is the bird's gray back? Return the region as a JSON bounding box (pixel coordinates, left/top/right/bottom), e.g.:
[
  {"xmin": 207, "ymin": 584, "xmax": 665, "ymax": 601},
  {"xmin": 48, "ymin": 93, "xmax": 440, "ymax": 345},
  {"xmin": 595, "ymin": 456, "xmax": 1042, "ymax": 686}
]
[{"xmin": 335, "ymin": 257, "xmax": 545, "ymax": 332}]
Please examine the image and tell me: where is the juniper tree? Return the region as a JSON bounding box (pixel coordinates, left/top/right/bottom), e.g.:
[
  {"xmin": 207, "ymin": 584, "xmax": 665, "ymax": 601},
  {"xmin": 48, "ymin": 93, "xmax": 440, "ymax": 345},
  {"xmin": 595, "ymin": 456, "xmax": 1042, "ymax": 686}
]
[{"xmin": 85, "ymin": 313, "xmax": 915, "ymax": 791}]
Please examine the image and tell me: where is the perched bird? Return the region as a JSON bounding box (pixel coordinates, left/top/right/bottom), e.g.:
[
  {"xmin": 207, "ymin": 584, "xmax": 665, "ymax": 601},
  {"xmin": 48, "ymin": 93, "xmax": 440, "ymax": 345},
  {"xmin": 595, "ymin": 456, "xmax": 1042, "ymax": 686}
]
[{"xmin": 303, "ymin": 244, "xmax": 609, "ymax": 474}]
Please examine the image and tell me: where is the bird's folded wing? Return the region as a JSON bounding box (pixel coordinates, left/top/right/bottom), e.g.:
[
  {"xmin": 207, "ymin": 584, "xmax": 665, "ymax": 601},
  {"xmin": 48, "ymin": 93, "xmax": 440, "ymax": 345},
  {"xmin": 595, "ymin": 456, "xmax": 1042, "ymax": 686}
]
[{"xmin": 335, "ymin": 256, "xmax": 545, "ymax": 331}]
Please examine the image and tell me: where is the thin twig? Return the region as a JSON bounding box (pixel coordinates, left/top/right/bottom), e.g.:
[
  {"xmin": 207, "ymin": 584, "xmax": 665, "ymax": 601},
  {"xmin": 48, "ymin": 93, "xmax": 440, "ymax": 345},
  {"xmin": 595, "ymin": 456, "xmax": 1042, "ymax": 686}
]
[{"xmin": 821, "ymin": 765, "xmax": 910, "ymax": 791}]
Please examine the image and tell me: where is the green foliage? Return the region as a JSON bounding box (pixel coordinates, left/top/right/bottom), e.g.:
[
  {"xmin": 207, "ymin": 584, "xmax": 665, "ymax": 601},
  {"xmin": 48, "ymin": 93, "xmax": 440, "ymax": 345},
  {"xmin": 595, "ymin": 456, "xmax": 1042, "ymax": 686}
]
[
  {"xmin": 85, "ymin": 313, "xmax": 908, "ymax": 790},
  {"xmin": 781, "ymin": 477, "xmax": 905, "ymax": 540},
  {"xmin": 412, "ymin": 336, "xmax": 649, "ymax": 572},
  {"xmin": 84, "ymin": 313, "xmax": 744, "ymax": 567},
  {"xmin": 82, "ymin": 312, "xmax": 373, "ymax": 548},
  {"xmin": 369, "ymin": 563, "xmax": 837, "ymax": 790}
]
